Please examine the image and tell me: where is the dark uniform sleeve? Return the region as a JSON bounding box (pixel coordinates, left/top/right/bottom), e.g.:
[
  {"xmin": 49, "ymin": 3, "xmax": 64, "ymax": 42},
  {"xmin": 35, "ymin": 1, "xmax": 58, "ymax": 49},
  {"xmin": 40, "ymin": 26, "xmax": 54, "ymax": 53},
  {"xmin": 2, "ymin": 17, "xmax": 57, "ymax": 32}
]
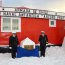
[
  {"xmin": 39, "ymin": 35, "xmax": 41, "ymax": 42},
  {"xmin": 46, "ymin": 35, "xmax": 48, "ymax": 42},
  {"xmin": 45, "ymin": 35, "xmax": 48, "ymax": 44},
  {"xmin": 9, "ymin": 36, "xmax": 11, "ymax": 47},
  {"xmin": 16, "ymin": 36, "xmax": 19, "ymax": 45}
]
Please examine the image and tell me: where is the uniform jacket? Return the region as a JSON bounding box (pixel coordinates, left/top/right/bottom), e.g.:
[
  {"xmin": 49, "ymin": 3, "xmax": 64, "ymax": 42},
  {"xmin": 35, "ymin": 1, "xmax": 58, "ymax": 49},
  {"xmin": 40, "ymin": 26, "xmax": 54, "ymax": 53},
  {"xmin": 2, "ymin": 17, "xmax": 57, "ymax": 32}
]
[
  {"xmin": 39, "ymin": 35, "xmax": 48, "ymax": 45},
  {"xmin": 9, "ymin": 35, "xmax": 19, "ymax": 47}
]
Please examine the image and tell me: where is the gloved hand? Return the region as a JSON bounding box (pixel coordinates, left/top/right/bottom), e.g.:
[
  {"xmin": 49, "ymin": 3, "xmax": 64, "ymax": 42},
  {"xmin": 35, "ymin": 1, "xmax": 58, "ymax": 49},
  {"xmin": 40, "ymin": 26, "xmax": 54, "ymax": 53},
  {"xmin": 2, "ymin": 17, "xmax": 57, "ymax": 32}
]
[
  {"xmin": 46, "ymin": 42, "xmax": 48, "ymax": 44},
  {"xmin": 9, "ymin": 47, "xmax": 12, "ymax": 49},
  {"xmin": 17, "ymin": 45, "xmax": 20, "ymax": 47}
]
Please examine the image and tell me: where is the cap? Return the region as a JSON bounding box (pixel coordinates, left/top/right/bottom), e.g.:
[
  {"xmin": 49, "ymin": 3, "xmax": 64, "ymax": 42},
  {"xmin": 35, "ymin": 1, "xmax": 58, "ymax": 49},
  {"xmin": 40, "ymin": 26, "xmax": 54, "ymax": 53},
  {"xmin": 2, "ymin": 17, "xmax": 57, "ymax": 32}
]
[
  {"xmin": 41, "ymin": 31, "xmax": 45, "ymax": 34},
  {"xmin": 12, "ymin": 31, "xmax": 16, "ymax": 34}
]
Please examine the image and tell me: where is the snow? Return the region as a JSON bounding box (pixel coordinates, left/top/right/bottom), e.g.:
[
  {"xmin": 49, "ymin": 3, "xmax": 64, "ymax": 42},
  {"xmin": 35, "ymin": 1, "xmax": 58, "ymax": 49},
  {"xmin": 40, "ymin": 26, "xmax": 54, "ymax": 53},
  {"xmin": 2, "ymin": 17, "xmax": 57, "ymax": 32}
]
[
  {"xmin": 62, "ymin": 37, "xmax": 65, "ymax": 49},
  {"xmin": 0, "ymin": 37, "xmax": 65, "ymax": 65},
  {"xmin": 0, "ymin": 46, "xmax": 65, "ymax": 65}
]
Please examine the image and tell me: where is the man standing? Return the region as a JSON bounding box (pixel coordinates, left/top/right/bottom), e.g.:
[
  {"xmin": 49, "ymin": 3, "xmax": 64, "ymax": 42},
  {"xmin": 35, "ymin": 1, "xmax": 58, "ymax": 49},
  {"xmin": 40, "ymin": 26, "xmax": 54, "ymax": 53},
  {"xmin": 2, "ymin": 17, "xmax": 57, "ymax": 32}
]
[
  {"xmin": 9, "ymin": 33, "xmax": 19, "ymax": 59},
  {"xmin": 39, "ymin": 31, "xmax": 48, "ymax": 57}
]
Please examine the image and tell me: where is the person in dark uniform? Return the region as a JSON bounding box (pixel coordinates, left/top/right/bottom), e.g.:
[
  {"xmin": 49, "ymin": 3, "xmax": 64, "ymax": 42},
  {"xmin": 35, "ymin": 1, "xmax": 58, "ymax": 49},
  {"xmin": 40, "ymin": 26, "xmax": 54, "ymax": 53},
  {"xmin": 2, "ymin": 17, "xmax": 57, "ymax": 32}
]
[
  {"xmin": 39, "ymin": 31, "xmax": 48, "ymax": 57},
  {"xmin": 9, "ymin": 33, "xmax": 19, "ymax": 59}
]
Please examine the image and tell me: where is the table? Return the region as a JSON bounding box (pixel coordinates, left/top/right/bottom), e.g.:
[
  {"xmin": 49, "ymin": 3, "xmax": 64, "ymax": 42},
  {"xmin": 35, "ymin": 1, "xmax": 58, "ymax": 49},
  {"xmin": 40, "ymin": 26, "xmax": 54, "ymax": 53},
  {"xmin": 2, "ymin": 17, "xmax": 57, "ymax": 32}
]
[{"xmin": 17, "ymin": 47, "xmax": 39, "ymax": 58}]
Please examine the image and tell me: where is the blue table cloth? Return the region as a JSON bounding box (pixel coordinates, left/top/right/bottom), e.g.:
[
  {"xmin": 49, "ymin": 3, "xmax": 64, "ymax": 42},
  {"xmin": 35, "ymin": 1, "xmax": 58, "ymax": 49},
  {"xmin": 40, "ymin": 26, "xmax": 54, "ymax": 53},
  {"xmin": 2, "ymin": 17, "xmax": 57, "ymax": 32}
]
[{"xmin": 17, "ymin": 47, "xmax": 39, "ymax": 58}]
